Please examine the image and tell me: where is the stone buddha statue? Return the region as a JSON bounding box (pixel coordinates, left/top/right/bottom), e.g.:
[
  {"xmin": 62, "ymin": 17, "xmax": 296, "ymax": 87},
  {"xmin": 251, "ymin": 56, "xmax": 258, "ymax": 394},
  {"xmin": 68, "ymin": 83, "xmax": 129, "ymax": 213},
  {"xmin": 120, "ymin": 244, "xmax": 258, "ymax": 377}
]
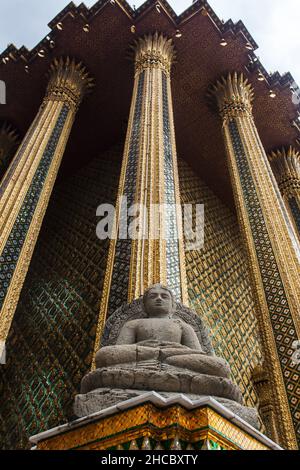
[
  {"xmin": 95, "ymin": 284, "xmax": 230, "ymax": 379},
  {"xmin": 76, "ymin": 284, "xmax": 259, "ymax": 428}
]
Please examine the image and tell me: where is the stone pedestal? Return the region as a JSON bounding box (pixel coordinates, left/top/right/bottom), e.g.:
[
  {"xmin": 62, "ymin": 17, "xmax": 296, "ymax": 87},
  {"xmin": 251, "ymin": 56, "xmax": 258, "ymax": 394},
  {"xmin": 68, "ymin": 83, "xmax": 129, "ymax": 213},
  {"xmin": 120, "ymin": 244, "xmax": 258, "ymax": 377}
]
[{"xmin": 29, "ymin": 393, "xmax": 281, "ymax": 451}]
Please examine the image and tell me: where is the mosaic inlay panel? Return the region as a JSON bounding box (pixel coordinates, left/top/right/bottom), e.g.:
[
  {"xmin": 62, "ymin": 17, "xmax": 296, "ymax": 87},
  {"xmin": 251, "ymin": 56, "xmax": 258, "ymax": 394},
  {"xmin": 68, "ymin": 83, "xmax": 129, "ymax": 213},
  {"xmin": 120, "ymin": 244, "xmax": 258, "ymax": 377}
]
[
  {"xmin": 107, "ymin": 72, "xmax": 145, "ymax": 316},
  {"xmin": 162, "ymin": 73, "xmax": 181, "ymax": 301},
  {"xmin": 0, "ymin": 105, "xmax": 69, "ymax": 310},
  {"xmin": 288, "ymin": 197, "xmax": 300, "ymax": 234},
  {"xmin": 228, "ymin": 119, "xmax": 300, "ymax": 443},
  {"xmin": 0, "ymin": 148, "xmax": 121, "ymax": 449}
]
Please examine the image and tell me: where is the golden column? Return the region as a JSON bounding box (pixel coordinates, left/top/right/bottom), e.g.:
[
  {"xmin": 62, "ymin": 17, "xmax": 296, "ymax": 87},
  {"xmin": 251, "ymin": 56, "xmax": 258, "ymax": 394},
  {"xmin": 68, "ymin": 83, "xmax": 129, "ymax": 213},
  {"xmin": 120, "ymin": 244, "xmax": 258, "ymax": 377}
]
[
  {"xmin": 0, "ymin": 57, "xmax": 93, "ymax": 350},
  {"xmin": 211, "ymin": 73, "xmax": 300, "ymax": 449},
  {"xmin": 269, "ymin": 146, "xmax": 300, "ymax": 239},
  {"xmin": 0, "ymin": 123, "xmax": 19, "ymax": 181},
  {"xmin": 93, "ymin": 33, "xmax": 188, "ymax": 362}
]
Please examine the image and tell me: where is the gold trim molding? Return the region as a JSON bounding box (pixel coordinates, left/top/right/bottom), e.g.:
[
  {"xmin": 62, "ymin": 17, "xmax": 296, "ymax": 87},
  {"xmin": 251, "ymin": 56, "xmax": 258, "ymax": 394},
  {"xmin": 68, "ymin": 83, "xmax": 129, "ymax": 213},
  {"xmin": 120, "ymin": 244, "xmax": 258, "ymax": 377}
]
[{"xmin": 45, "ymin": 57, "xmax": 94, "ymax": 111}]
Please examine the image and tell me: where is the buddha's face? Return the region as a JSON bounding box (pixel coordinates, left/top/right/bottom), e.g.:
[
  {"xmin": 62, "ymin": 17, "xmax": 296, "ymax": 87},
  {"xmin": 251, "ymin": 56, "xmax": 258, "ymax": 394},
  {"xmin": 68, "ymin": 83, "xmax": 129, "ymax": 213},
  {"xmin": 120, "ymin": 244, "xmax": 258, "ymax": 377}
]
[{"xmin": 144, "ymin": 286, "xmax": 174, "ymax": 317}]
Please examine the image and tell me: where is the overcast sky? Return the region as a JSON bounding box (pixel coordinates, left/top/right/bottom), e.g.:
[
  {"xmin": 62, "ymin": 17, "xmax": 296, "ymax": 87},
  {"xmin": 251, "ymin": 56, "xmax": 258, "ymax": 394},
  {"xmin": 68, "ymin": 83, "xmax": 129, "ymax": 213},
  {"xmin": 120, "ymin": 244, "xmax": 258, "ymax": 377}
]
[{"xmin": 0, "ymin": 0, "xmax": 299, "ymax": 84}]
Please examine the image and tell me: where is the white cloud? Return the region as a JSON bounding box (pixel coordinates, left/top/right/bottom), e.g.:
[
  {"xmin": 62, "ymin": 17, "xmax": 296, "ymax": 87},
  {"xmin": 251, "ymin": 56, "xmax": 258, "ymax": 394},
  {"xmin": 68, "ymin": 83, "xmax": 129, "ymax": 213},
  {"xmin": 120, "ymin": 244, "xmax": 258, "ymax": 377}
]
[{"xmin": 0, "ymin": 0, "xmax": 299, "ymax": 84}]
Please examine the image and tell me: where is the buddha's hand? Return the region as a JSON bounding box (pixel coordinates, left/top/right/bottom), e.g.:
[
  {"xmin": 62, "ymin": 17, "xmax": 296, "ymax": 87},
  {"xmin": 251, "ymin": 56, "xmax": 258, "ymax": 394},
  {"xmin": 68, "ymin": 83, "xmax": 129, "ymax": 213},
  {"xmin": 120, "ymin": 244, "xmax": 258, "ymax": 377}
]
[
  {"xmin": 137, "ymin": 340, "xmax": 185, "ymax": 349},
  {"xmin": 159, "ymin": 341, "xmax": 189, "ymax": 349}
]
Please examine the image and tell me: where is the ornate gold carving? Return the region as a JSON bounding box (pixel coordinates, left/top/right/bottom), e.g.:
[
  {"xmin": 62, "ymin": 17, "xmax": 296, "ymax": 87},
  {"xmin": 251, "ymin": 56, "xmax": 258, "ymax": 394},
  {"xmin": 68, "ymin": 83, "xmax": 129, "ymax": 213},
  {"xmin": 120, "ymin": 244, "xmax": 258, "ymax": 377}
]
[
  {"xmin": 133, "ymin": 32, "xmax": 175, "ymax": 76},
  {"xmin": 0, "ymin": 101, "xmax": 59, "ymax": 247},
  {"xmin": 0, "ymin": 104, "xmax": 48, "ymax": 215},
  {"xmin": 268, "ymin": 146, "xmax": 300, "ymax": 197},
  {"xmin": 45, "ymin": 57, "xmax": 94, "ymax": 111},
  {"xmin": 268, "ymin": 146, "xmax": 300, "ymax": 240},
  {"xmin": 224, "ymin": 119, "xmax": 297, "ymax": 449},
  {"xmin": 129, "ymin": 33, "xmax": 186, "ymax": 301},
  {"xmin": 211, "ymin": 72, "xmax": 254, "ymax": 123},
  {"xmin": 0, "ymin": 107, "xmax": 75, "ymax": 343}
]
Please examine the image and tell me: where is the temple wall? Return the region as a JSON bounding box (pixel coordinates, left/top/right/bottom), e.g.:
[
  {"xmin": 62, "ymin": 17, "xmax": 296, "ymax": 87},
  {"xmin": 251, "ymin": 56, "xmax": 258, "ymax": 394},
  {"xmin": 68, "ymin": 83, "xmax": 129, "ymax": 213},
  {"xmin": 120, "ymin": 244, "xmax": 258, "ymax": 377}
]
[{"xmin": 0, "ymin": 151, "xmax": 263, "ymax": 449}]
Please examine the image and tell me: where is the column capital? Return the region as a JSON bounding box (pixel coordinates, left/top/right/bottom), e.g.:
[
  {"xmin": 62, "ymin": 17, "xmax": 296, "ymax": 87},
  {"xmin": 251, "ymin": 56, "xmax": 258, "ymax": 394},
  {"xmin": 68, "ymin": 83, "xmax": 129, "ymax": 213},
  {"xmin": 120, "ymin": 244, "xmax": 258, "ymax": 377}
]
[
  {"xmin": 268, "ymin": 146, "xmax": 300, "ymax": 196},
  {"xmin": 45, "ymin": 57, "xmax": 94, "ymax": 111},
  {"xmin": 133, "ymin": 32, "xmax": 175, "ymax": 76},
  {"xmin": 211, "ymin": 72, "xmax": 254, "ymax": 122}
]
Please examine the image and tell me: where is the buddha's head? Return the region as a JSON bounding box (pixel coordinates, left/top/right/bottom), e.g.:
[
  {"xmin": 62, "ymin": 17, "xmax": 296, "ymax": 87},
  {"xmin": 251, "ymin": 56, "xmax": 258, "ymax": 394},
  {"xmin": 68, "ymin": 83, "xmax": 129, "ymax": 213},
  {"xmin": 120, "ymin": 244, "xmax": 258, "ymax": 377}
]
[{"xmin": 143, "ymin": 284, "xmax": 176, "ymax": 318}]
